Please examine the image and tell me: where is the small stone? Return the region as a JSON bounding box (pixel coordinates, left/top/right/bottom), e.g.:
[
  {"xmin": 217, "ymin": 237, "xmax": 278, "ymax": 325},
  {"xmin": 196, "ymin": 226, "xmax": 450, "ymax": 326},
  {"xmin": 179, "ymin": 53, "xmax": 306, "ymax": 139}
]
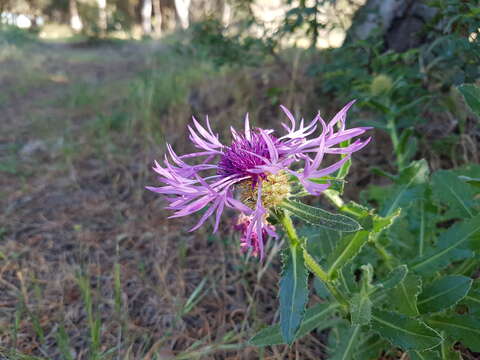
[{"xmin": 20, "ymin": 139, "xmax": 47, "ymax": 157}]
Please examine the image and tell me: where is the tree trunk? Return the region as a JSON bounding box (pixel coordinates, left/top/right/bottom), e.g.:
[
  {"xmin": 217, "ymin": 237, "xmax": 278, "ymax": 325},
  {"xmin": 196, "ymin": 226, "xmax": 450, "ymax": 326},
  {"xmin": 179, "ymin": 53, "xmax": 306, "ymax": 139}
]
[
  {"xmin": 69, "ymin": 0, "xmax": 83, "ymax": 32},
  {"xmin": 346, "ymin": 0, "xmax": 437, "ymax": 51},
  {"xmin": 346, "ymin": 0, "xmax": 409, "ymax": 41},
  {"xmin": 141, "ymin": 0, "xmax": 152, "ymax": 35},
  {"xmin": 221, "ymin": 0, "xmax": 232, "ymax": 26},
  {"xmin": 174, "ymin": 0, "xmax": 190, "ymax": 29},
  {"xmin": 153, "ymin": 0, "xmax": 162, "ymax": 35},
  {"xmin": 97, "ymin": 0, "xmax": 107, "ymax": 34}
]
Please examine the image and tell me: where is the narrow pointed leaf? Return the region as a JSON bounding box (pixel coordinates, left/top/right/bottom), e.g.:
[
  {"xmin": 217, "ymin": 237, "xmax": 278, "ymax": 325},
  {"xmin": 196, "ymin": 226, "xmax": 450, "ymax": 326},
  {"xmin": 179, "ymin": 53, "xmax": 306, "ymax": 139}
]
[
  {"xmin": 350, "ymin": 293, "xmax": 372, "ymax": 326},
  {"xmin": 353, "ymin": 335, "xmax": 387, "ymax": 360},
  {"xmin": 350, "ymin": 265, "xmax": 373, "ymax": 326},
  {"xmin": 250, "ymin": 302, "xmax": 340, "ymax": 346},
  {"xmin": 299, "ymin": 226, "xmax": 341, "ymax": 261},
  {"xmin": 391, "ymin": 274, "xmax": 422, "ymax": 316},
  {"xmin": 337, "ymin": 264, "xmax": 358, "ymax": 296},
  {"xmin": 410, "ymin": 214, "xmax": 480, "ymax": 274},
  {"xmin": 279, "ymin": 245, "xmax": 309, "ymax": 344},
  {"xmin": 458, "ymin": 83, "xmax": 480, "ymax": 116},
  {"xmin": 459, "ymin": 175, "xmax": 480, "ymax": 189},
  {"xmin": 375, "ymin": 265, "xmax": 408, "ymax": 292},
  {"xmin": 281, "ymin": 199, "xmax": 361, "ymax": 232},
  {"xmin": 418, "ymin": 276, "xmax": 472, "ymax": 314},
  {"xmin": 427, "ymin": 315, "xmax": 480, "ymax": 352},
  {"xmin": 327, "ymin": 230, "xmax": 369, "ymax": 278},
  {"xmin": 431, "ymin": 170, "xmax": 478, "ymax": 219},
  {"xmin": 461, "ymin": 285, "xmax": 480, "ymax": 315},
  {"xmin": 371, "ymin": 310, "xmax": 442, "ymax": 351},
  {"xmin": 326, "ymin": 206, "xmax": 400, "ymax": 279},
  {"xmin": 313, "ymin": 277, "xmax": 331, "ymax": 299},
  {"xmin": 340, "ymin": 201, "xmax": 401, "ymax": 241},
  {"xmin": 380, "ymin": 160, "xmax": 429, "ymax": 217},
  {"xmin": 330, "ymin": 325, "xmax": 361, "ymax": 360}
]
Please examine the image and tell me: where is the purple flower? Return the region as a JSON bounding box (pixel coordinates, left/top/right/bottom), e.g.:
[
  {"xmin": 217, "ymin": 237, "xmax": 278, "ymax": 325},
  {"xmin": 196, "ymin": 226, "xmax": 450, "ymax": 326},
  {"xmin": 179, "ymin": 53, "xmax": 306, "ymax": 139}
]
[
  {"xmin": 147, "ymin": 101, "xmax": 371, "ymax": 259},
  {"xmin": 235, "ymin": 213, "xmax": 277, "ymax": 258}
]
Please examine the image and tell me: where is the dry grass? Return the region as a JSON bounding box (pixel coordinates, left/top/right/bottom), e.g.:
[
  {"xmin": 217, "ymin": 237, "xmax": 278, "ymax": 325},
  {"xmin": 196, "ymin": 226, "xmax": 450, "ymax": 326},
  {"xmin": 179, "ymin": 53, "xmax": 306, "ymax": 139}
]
[
  {"xmin": 0, "ymin": 32, "xmax": 350, "ymax": 359},
  {"xmin": 2, "ymin": 30, "xmax": 477, "ymax": 360}
]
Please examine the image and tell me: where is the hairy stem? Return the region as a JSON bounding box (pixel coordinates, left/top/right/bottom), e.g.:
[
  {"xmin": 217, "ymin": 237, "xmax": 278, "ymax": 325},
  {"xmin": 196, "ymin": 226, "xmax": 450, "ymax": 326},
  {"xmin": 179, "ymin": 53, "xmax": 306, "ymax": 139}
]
[
  {"xmin": 278, "ymin": 211, "xmax": 300, "ymax": 247},
  {"xmin": 278, "ymin": 210, "xmax": 349, "ymax": 312}
]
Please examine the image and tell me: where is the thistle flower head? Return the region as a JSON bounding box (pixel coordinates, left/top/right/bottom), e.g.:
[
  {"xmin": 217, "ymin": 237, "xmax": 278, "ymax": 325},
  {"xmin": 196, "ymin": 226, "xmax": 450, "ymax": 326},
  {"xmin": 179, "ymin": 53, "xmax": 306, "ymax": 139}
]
[
  {"xmin": 147, "ymin": 101, "xmax": 371, "ymax": 259},
  {"xmin": 370, "ymin": 74, "xmax": 393, "ymax": 96}
]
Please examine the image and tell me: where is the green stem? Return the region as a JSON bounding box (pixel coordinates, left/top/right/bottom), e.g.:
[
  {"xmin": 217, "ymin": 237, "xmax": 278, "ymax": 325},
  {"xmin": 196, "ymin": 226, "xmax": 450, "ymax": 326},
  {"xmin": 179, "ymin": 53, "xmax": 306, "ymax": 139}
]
[
  {"xmin": 323, "ymin": 189, "xmax": 344, "ymax": 208},
  {"xmin": 278, "ymin": 210, "xmax": 350, "ymax": 312},
  {"xmin": 387, "ymin": 115, "xmax": 404, "ymax": 170},
  {"xmin": 278, "ymin": 210, "xmax": 300, "ymax": 247},
  {"xmin": 374, "ymin": 242, "xmax": 393, "ymax": 270},
  {"xmin": 325, "ymin": 190, "xmax": 394, "ymax": 270}
]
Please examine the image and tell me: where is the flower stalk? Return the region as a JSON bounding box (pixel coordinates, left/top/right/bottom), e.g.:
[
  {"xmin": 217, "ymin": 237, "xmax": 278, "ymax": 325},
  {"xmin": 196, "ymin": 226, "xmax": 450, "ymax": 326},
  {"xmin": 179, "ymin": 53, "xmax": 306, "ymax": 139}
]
[{"xmin": 277, "ymin": 209, "xmax": 350, "ymax": 312}]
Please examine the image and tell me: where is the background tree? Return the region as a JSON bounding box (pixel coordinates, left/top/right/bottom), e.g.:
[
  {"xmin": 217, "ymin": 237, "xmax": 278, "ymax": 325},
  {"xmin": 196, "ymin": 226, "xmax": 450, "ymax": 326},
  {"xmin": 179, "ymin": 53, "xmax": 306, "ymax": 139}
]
[
  {"xmin": 97, "ymin": 0, "xmax": 107, "ymax": 34},
  {"xmin": 141, "ymin": 0, "xmax": 152, "ymax": 34},
  {"xmin": 174, "ymin": 0, "xmax": 190, "ymax": 29},
  {"xmin": 346, "ymin": 0, "xmax": 437, "ymax": 51},
  {"xmin": 70, "ymin": 0, "xmax": 83, "ymax": 31},
  {"xmin": 153, "ymin": 0, "xmax": 161, "ymax": 34}
]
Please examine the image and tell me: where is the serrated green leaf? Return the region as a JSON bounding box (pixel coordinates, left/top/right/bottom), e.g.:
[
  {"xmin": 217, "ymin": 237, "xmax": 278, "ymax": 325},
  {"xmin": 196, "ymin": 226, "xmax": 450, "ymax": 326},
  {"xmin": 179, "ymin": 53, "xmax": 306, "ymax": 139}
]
[
  {"xmin": 279, "ymin": 245, "xmax": 309, "ymax": 344},
  {"xmin": 300, "ymin": 226, "xmax": 341, "ymax": 261},
  {"xmin": 337, "ymin": 264, "xmax": 357, "ymax": 295},
  {"xmin": 459, "ymin": 175, "xmax": 480, "ymax": 189},
  {"xmin": 375, "ymin": 265, "xmax": 408, "ymax": 292},
  {"xmin": 461, "ymin": 284, "xmax": 480, "ymax": 315},
  {"xmin": 281, "ymin": 199, "xmax": 361, "ymax": 232},
  {"xmin": 410, "ymin": 214, "xmax": 480, "ymax": 274},
  {"xmin": 371, "ymin": 310, "xmax": 442, "ymax": 351},
  {"xmin": 418, "ymin": 276, "xmax": 472, "ymax": 314},
  {"xmin": 339, "ymin": 201, "xmax": 374, "ymax": 228},
  {"xmin": 387, "ymin": 199, "xmax": 437, "ymax": 260},
  {"xmin": 458, "ymin": 83, "xmax": 480, "ymax": 116},
  {"xmin": 370, "ymin": 209, "xmax": 402, "ymax": 239},
  {"xmin": 340, "ymin": 201, "xmax": 401, "ymax": 238},
  {"xmin": 427, "ymin": 315, "xmax": 480, "ymax": 352},
  {"xmin": 350, "ymin": 293, "xmax": 372, "ymax": 326},
  {"xmin": 353, "ymin": 335, "xmax": 387, "ymax": 360},
  {"xmin": 313, "ymin": 277, "xmax": 331, "ymax": 299},
  {"xmin": 431, "ymin": 170, "xmax": 478, "ymax": 219},
  {"xmin": 249, "ymin": 302, "xmax": 340, "ymax": 346},
  {"xmin": 330, "ymin": 325, "xmax": 362, "ymax": 360},
  {"xmin": 380, "ymin": 160, "xmax": 430, "ymax": 217},
  {"xmin": 327, "ymin": 230, "xmax": 369, "ymax": 278},
  {"xmin": 326, "ymin": 206, "xmax": 400, "ymax": 279},
  {"xmin": 350, "ymin": 266, "xmax": 373, "ymax": 326},
  {"xmin": 392, "ymin": 274, "xmax": 422, "ymax": 316}
]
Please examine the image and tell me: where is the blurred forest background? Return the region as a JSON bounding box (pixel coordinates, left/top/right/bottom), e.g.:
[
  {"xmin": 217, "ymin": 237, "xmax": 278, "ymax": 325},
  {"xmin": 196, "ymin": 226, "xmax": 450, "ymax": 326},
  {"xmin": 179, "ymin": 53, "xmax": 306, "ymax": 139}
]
[{"xmin": 0, "ymin": 0, "xmax": 479, "ymax": 359}]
